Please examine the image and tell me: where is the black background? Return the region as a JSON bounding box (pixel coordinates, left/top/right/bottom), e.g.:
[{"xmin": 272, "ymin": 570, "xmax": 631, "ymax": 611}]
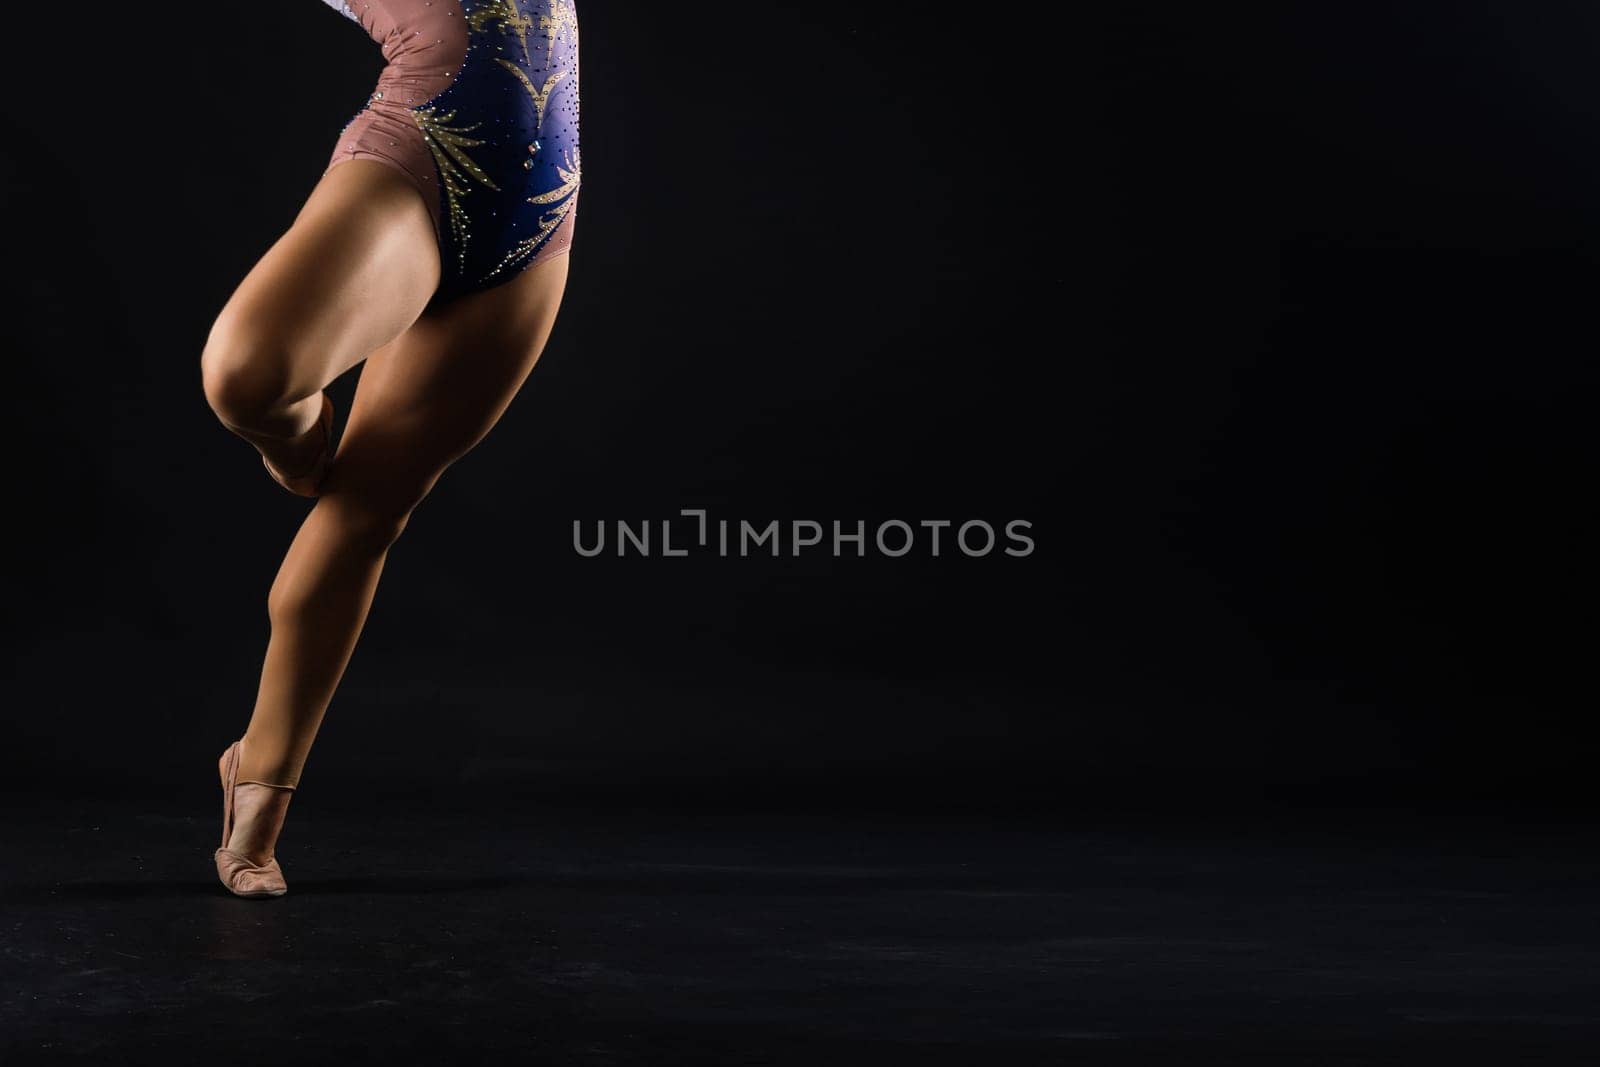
[{"xmin": 3, "ymin": 2, "xmax": 1596, "ymax": 812}]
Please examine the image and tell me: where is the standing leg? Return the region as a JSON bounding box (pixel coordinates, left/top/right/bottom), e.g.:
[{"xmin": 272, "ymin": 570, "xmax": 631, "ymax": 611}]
[{"xmin": 224, "ymin": 250, "xmax": 573, "ymax": 859}]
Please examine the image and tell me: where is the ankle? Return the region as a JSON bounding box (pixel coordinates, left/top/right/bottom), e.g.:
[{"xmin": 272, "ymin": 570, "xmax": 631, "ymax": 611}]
[{"xmin": 234, "ymin": 735, "xmax": 302, "ymax": 791}]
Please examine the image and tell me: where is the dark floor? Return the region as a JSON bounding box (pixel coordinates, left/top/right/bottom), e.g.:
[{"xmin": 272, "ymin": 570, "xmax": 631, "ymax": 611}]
[{"xmin": 3, "ymin": 799, "xmax": 1599, "ymax": 1064}]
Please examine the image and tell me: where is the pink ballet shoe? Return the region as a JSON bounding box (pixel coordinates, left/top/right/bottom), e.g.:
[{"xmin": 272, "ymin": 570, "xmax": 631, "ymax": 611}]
[
  {"xmin": 214, "ymin": 739, "xmax": 292, "ymax": 899},
  {"xmin": 262, "ymin": 392, "xmax": 335, "ymax": 497}
]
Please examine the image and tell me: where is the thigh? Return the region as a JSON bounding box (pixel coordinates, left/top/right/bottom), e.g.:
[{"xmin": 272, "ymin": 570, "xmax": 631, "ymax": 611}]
[
  {"xmin": 208, "ymin": 159, "xmax": 443, "ymax": 399},
  {"xmin": 321, "ymin": 250, "xmax": 573, "ymax": 508}
]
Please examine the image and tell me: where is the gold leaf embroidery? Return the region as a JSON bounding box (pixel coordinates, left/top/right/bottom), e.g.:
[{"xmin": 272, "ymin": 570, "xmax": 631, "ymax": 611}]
[
  {"xmin": 412, "ymin": 106, "xmax": 501, "ymax": 268},
  {"xmin": 448, "ymin": 0, "xmax": 580, "ymax": 284},
  {"xmin": 484, "ymin": 148, "xmax": 581, "ymax": 280},
  {"xmin": 528, "ymin": 150, "xmax": 580, "ymax": 205},
  {"xmin": 496, "ymin": 60, "xmax": 568, "ymax": 127}
]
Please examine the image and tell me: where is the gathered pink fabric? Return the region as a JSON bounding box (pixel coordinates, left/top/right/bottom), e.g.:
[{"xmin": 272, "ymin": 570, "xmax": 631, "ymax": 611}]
[{"xmin": 327, "ymin": 0, "xmax": 471, "ymax": 242}]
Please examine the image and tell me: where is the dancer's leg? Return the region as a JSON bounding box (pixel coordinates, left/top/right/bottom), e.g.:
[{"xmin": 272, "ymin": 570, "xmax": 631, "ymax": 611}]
[
  {"xmin": 200, "ymin": 159, "xmax": 441, "ymax": 479},
  {"xmin": 226, "ymin": 250, "xmax": 572, "ymax": 854},
  {"xmin": 201, "ymin": 158, "xmax": 438, "ymax": 860}
]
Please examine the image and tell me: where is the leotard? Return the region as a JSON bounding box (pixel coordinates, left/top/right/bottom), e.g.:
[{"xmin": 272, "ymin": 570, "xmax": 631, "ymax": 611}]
[{"xmin": 319, "ymin": 0, "xmax": 581, "ymax": 302}]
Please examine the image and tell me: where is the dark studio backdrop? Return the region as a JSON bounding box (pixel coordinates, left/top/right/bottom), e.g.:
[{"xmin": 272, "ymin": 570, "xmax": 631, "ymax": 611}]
[{"xmin": 2, "ymin": 2, "xmax": 1596, "ymax": 814}]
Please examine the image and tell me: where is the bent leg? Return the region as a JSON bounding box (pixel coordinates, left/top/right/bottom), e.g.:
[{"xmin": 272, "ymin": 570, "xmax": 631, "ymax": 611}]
[
  {"xmin": 234, "ymin": 251, "xmax": 573, "ymax": 788},
  {"xmin": 200, "ymin": 159, "xmax": 441, "ymax": 478}
]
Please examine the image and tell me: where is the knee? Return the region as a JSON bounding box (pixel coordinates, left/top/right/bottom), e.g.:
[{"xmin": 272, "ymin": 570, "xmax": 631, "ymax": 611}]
[
  {"xmin": 343, "ymin": 500, "xmax": 417, "ymax": 555},
  {"xmin": 200, "ymin": 312, "xmax": 295, "ymax": 430},
  {"xmin": 265, "ymin": 492, "xmax": 424, "ymax": 624},
  {"xmin": 331, "ymin": 482, "xmax": 434, "ymax": 555}
]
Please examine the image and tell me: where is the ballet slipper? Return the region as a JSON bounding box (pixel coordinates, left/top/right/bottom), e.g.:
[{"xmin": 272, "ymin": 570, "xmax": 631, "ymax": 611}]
[{"xmin": 214, "ymin": 739, "xmax": 293, "ymax": 899}]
